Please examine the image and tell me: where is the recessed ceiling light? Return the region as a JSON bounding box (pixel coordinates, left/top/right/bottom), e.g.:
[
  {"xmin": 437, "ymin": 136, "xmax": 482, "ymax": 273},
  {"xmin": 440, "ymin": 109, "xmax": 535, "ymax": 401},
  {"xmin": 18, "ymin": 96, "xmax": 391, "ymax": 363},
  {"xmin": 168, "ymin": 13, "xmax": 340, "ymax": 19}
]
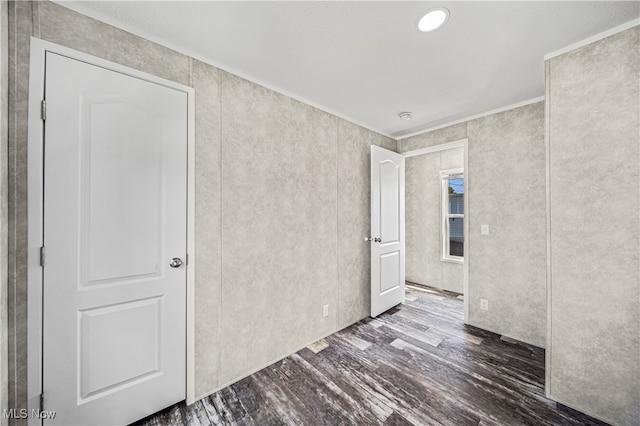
[
  {"xmin": 417, "ymin": 8, "xmax": 450, "ymax": 32},
  {"xmin": 398, "ymin": 112, "xmax": 413, "ymax": 121}
]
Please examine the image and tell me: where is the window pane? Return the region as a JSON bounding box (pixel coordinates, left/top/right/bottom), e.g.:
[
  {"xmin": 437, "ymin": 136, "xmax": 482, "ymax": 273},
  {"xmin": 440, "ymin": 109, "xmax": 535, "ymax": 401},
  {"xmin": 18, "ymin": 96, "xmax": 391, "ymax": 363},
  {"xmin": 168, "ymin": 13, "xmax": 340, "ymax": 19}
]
[
  {"xmin": 449, "ymin": 217, "xmax": 464, "ymax": 257},
  {"xmin": 448, "ymin": 178, "xmax": 464, "ymax": 214}
]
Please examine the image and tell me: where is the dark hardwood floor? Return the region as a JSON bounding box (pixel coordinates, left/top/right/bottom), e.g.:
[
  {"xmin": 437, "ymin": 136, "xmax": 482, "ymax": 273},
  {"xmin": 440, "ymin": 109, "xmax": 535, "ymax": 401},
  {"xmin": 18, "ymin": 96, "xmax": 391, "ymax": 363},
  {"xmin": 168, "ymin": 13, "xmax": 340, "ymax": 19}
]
[{"xmin": 133, "ymin": 284, "xmax": 608, "ymax": 426}]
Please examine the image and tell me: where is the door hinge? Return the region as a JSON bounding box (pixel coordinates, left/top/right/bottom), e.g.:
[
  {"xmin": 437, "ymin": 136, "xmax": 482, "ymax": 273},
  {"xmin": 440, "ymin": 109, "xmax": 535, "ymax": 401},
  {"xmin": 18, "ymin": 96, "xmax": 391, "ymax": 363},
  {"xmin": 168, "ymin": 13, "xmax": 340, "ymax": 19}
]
[
  {"xmin": 40, "ymin": 246, "xmax": 45, "ymax": 267},
  {"xmin": 185, "ymin": 253, "xmax": 189, "ymax": 265},
  {"xmin": 41, "ymin": 100, "xmax": 46, "ymax": 121},
  {"xmin": 40, "ymin": 393, "xmax": 44, "ymax": 411}
]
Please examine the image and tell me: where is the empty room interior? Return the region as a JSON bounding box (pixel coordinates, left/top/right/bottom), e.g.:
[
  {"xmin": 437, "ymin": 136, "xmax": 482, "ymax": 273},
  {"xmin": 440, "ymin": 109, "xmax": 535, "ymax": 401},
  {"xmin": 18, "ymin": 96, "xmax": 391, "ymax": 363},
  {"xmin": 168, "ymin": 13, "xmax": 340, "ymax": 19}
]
[{"xmin": 1, "ymin": 1, "xmax": 639, "ymax": 425}]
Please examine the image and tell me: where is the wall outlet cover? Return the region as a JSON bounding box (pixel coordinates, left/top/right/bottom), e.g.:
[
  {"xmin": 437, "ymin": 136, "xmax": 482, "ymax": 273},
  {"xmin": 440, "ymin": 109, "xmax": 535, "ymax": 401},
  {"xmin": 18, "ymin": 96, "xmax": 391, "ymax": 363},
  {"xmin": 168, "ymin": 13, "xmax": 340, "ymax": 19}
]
[
  {"xmin": 480, "ymin": 299, "xmax": 489, "ymax": 310},
  {"xmin": 322, "ymin": 304, "xmax": 329, "ymax": 317}
]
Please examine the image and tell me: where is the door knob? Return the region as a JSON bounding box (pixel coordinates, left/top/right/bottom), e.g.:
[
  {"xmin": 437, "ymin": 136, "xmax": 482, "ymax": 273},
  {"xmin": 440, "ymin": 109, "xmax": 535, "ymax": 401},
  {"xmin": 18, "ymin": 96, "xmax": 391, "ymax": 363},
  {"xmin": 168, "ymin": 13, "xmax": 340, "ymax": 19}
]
[
  {"xmin": 169, "ymin": 257, "xmax": 183, "ymax": 268},
  {"xmin": 365, "ymin": 237, "xmax": 373, "ymax": 241}
]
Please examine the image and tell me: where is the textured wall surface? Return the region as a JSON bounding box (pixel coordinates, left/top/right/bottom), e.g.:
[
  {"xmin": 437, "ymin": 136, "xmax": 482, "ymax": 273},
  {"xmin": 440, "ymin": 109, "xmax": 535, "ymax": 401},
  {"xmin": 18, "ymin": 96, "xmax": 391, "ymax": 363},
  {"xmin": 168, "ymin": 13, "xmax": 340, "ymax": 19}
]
[
  {"xmin": 1, "ymin": 1, "xmax": 9, "ymax": 422},
  {"xmin": 398, "ymin": 124, "xmax": 467, "ymax": 153},
  {"xmin": 7, "ymin": 1, "xmax": 34, "ymax": 417},
  {"xmin": 467, "ymin": 103, "xmax": 547, "ymax": 348},
  {"xmin": 5, "ymin": 0, "xmax": 394, "ymax": 415},
  {"xmin": 192, "ymin": 60, "xmax": 223, "ymax": 396},
  {"xmin": 547, "ymin": 26, "xmax": 640, "ymax": 426},
  {"xmin": 405, "ymin": 153, "xmax": 441, "ymax": 287},
  {"xmin": 337, "ymin": 121, "xmax": 395, "ymax": 330},
  {"xmin": 405, "ymin": 148, "xmax": 464, "ymax": 293},
  {"xmin": 218, "ymin": 71, "xmax": 339, "ymax": 386},
  {"xmin": 399, "ymin": 102, "xmax": 547, "ymax": 348}
]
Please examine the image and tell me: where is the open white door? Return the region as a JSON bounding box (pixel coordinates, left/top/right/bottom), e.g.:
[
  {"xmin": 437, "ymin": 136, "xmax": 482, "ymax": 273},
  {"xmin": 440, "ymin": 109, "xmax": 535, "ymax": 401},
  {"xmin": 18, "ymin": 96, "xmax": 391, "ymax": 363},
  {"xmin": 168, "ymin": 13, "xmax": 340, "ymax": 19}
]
[
  {"xmin": 42, "ymin": 52, "xmax": 187, "ymax": 425},
  {"xmin": 370, "ymin": 146, "xmax": 405, "ymax": 317}
]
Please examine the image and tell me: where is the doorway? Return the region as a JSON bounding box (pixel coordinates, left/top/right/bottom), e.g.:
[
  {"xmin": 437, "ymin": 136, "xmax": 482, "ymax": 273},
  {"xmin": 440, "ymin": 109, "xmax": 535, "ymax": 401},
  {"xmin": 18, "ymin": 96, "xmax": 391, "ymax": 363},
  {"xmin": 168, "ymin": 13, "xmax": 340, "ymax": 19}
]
[{"xmin": 402, "ymin": 139, "xmax": 469, "ymax": 322}]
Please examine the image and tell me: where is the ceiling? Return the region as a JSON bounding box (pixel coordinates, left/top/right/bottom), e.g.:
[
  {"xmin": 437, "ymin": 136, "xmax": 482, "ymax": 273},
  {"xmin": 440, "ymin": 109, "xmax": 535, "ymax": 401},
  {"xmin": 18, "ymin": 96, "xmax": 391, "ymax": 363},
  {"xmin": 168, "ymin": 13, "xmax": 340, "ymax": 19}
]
[{"xmin": 54, "ymin": 1, "xmax": 639, "ymax": 139}]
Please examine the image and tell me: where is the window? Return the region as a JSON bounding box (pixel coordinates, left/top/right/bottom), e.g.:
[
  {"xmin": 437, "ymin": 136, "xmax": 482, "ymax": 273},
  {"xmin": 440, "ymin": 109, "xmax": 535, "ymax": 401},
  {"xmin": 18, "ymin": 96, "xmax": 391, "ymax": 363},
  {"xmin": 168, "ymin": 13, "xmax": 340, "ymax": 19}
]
[{"xmin": 441, "ymin": 170, "xmax": 464, "ymax": 262}]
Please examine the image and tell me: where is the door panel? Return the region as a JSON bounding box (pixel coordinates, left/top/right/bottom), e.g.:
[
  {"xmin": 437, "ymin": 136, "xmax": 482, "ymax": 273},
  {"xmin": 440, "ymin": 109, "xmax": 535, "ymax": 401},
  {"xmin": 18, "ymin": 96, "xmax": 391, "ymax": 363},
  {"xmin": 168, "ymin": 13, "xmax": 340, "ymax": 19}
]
[
  {"xmin": 43, "ymin": 52, "xmax": 187, "ymax": 425},
  {"xmin": 379, "ymin": 162, "xmax": 400, "ymax": 243},
  {"xmin": 79, "ymin": 297, "xmax": 161, "ymax": 400},
  {"xmin": 84, "ymin": 101, "xmax": 162, "ymax": 283},
  {"xmin": 380, "ymin": 251, "xmax": 401, "ymax": 293},
  {"xmin": 371, "ymin": 146, "xmax": 405, "ymax": 317}
]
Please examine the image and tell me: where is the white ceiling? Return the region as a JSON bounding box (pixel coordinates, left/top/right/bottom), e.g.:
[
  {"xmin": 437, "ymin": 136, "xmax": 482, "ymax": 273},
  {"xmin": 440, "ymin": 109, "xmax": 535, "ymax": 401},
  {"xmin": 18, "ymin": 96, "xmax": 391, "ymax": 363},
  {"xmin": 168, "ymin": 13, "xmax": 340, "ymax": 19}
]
[{"xmin": 55, "ymin": 1, "xmax": 639, "ymax": 139}]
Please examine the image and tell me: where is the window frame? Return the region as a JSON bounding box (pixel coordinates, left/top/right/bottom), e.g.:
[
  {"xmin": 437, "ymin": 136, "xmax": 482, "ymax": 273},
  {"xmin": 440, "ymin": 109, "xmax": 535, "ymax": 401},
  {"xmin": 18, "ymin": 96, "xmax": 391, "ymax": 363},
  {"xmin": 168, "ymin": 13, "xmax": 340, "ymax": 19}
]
[{"xmin": 441, "ymin": 168, "xmax": 464, "ymax": 263}]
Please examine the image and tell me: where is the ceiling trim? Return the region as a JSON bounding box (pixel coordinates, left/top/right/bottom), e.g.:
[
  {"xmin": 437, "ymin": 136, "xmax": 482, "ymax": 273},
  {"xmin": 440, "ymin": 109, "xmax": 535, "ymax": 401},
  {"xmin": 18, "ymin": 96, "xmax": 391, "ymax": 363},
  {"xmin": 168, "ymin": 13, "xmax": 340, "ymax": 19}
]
[
  {"xmin": 544, "ymin": 18, "xmax": 640, "ymax": 61},
  {"xmin": 52, "ymin": 3, "xmax": 638, "ymax": 143},
  {"xmin": 52, "ymin": 3, "xmax": 396, "ymax": 140},
  {"xmin": 197, "ymin": 59, "xmax": 397, "ymax": 140},
  {"xmin": 396, "ymin": 96, "xmax": 545, "ymax": 141}
]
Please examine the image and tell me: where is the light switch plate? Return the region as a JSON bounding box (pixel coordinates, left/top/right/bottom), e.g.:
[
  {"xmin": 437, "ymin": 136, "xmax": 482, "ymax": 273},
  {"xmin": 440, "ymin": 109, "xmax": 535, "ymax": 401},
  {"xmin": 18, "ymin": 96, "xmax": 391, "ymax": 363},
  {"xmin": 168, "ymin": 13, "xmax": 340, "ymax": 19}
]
[{"xmin": 481, "ymin": 224, "xmax": 490, "ymax": 235}]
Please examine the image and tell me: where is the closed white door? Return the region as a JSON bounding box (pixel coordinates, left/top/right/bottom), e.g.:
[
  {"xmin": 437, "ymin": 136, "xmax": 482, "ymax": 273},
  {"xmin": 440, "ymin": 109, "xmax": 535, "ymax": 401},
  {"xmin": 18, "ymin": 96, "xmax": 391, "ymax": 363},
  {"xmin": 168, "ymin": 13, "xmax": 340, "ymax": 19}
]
[
  {"xmin": 370, "ymin": 146, "xmax": 405, "ymax": 317},
  {"xmin": 42, "ymin": 52, "xmax": 187, "ymax": 425}
]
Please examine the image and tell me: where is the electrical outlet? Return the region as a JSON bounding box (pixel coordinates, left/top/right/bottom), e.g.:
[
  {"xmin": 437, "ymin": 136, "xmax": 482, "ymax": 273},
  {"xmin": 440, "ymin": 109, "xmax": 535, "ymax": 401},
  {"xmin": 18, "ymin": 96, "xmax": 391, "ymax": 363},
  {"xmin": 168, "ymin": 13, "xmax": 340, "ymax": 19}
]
[
  {"xmin": 322, "ymin": 304, "xmax": 329, "ymax": 317},
  {"xmin": 480, "ymin": 299, "xmax": 489, "ymax": 311},
  {"xmin": 481, "ymin": 224, "xmax": 490, "ymax": 235}
]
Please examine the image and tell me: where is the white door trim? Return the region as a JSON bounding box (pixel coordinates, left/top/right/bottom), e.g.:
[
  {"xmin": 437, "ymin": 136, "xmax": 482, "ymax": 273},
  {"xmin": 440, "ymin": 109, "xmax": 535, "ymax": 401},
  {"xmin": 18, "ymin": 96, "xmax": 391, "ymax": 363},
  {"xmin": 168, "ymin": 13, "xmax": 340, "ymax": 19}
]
[
  {"xmin": 401, "ymin": 139, "xmax": 469, "ymax": 324},
  {"xmin": 401, "ymin": 138, "xmax": 466, "ymax": 158},
  {"xmin": 27, "ymin": 38, "xmax": 197, "ymax": 422}
]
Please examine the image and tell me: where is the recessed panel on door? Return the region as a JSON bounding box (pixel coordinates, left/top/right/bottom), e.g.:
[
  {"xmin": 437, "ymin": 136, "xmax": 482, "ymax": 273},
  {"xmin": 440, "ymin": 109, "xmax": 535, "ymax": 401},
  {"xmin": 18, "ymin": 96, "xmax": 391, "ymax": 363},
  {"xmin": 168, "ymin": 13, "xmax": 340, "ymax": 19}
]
[
  {"xmin": 380, "ymin": 251, "xmax": 400, "ymax": 294},
  {"xmin": 83, "ymin": 101, "xmax": 163, "ymax": 286},
  {"xmin": 379, "ymin": 161, "xmax": 400, "ymax": 244},
  {"xmin": 79, "ymin": 297, "xmax": 162, "ymax": 401}
]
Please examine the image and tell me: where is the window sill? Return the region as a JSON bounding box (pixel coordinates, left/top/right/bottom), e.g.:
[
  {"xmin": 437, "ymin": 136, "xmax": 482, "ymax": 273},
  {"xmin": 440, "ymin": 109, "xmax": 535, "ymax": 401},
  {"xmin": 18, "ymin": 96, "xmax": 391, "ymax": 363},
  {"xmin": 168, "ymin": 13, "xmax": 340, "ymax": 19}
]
[{"xmin": 442, "ymin": 257, "xmax": 464, "ymax": 264}]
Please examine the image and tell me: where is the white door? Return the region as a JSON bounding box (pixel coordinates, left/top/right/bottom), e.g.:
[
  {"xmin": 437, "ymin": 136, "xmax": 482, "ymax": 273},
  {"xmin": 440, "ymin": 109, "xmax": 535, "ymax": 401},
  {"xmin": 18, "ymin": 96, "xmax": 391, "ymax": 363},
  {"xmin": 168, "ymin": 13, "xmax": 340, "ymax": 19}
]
[
  {"xmin": 370, "ymin": 146, "xmax": 405, "ymax": 317},
  {"xmin": 42, "ymin": 52, "xmax": 187, "ymax": 425}
]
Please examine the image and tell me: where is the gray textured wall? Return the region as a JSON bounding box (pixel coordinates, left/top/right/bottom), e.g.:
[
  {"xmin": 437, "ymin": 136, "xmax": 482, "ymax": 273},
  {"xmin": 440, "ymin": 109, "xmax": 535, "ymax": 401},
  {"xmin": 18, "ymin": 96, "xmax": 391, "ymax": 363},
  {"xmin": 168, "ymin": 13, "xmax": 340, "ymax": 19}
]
[
  {"xmin": 399, "ymin": 102, "xmax": 547, "ymax": 348},
  {"xmin": 4, "ymin": 0, "xmax": 395, "ymax": 415},
  {"xmin": 467, "ymin": 103, "xmax": 547, "ymax": 348},
  {"xmin": 405, "ymin": 148, "xmax": 464, "ymax": 293},
  {"xmin": 218, "ymin": 71, "xmax": 339, "ymax": 386},
  {"xmin": 337, "ymin": 121, "xmax": 396, "ymax": 329},
  {"xmin": 546, "ymin": 26, "xmax": 639, "ymax": 426},
  {"xmin": 1, "ymin": 1, "xmax": 9, "ymax": 423}
]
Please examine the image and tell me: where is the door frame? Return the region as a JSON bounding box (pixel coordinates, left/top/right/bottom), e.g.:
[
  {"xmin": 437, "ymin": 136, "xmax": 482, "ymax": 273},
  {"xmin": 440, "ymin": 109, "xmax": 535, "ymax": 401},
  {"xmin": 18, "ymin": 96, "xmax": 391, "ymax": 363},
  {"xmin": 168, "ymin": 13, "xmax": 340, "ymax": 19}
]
[
  {"xmin": 401, "ymin": 138, "xmax": 469, "ymax": 324},
  {"xmin": 27, "ymin": 38, "xmax": 197, "ymax": 422}
]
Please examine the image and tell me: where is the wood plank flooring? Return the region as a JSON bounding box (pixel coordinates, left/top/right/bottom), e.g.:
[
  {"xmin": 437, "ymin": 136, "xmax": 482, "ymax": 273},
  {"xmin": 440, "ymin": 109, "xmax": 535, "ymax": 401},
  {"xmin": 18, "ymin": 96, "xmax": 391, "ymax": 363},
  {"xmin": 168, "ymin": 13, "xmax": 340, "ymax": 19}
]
[{"xmin": 133, "ymin": 285, "xmax": 608, "ymax": 426}]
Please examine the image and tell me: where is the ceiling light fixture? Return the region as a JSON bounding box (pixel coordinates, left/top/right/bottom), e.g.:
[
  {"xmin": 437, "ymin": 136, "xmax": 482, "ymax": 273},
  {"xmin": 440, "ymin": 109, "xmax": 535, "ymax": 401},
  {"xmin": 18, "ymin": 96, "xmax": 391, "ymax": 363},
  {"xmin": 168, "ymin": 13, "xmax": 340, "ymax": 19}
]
[
  {"xmin": 417, "ymin": 7, "xmax": 450, "ymax": 32},
  {"xmin": 398, "ymin": 112, "xmax": 413, "ymax": 121}
]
